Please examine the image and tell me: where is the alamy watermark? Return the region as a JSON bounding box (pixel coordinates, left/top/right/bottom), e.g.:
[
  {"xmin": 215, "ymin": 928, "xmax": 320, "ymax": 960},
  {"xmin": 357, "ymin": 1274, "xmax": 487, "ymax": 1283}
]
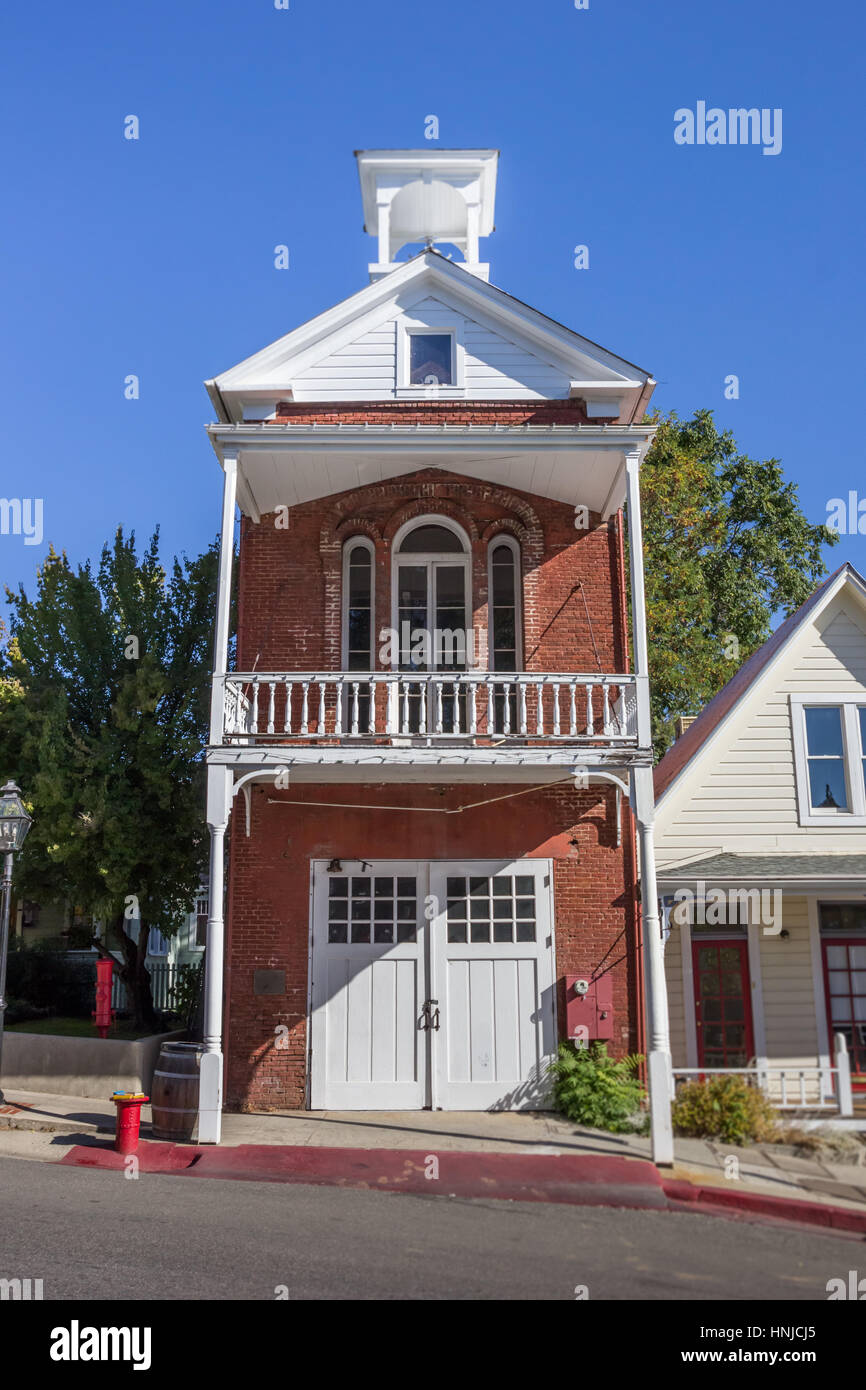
[
  {"xmin": 378, "ymin": 623, "xmax": 478, "ymax": 668},
  {"xmin": 0, "ymin": 497, "xmax": 43, "ymax": 546},
  {"xmin": 674, "ymin": 103, "xmax": 782, "ymax": 156},
  {"xmin": 670, "ymin": 881, "xmax": 783, "ymax": 935}
]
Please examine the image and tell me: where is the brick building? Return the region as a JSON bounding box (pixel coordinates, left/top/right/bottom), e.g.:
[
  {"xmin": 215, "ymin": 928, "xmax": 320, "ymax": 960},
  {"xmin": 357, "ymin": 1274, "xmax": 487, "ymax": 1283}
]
[{"xmin": 198, "ymin": 150, "xmax": 670, "ymax": 1147}]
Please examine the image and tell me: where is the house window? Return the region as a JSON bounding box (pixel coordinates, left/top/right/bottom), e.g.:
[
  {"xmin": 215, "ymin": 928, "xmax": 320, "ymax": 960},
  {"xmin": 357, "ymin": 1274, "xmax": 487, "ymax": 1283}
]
[
  {"xmin": 194, "ymin": 891, "xmax": 208, "ymax": 949},
  {"xmin": 147, "ymin": 927, "xmax": 169, "ymax": 956},
  {"xmin": 342, "ymin": 539, "xmax": 375, "ymax": 671},
  {"xmin": 488, "ymin": 539, "xmax": 521, "ymax": 672},
  {"xmin": 488, "ymin": 537, "xmax": 522, "ymax": 734},
  {"xmin": 409, "ymin": 332, "xmax": 453, "ymax": 385},
  {"xmin": 791, "ymin": 698, "xmax": 866, "ymax": 824},
  {"xmin": 804, "ymin": 706, "xmax": 848, "ymax": 810}
]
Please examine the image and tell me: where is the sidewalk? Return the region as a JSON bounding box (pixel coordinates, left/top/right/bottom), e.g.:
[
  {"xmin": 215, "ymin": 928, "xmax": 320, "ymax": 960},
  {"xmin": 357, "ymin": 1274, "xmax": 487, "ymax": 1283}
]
[{"xmin": 2, "ymin": 1089, "xmax": 865, "ymax": 1227}]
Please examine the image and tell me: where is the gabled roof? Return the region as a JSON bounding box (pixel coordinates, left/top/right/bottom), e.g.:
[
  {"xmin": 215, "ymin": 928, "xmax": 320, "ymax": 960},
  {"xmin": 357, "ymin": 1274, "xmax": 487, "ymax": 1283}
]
[
  {"xmin": 654, "ymin": 563, "xmax": 866, "ymax": 803},
  {"xmin": 205, "ymin": 250, "xmax": 654, "ymax": 423}
]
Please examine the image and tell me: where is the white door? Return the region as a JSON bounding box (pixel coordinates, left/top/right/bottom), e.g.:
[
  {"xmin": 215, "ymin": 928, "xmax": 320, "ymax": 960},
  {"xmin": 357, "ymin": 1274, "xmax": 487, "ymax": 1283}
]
[
  {"xmin": 310, "ymin": 863, "xmax": 426, "ymax": 1109},
  {"xmin": 309, "ymin": 859, "xmax": 556, "ymax": 1110},
  {"xmin": 430, "ymin": 861, "xmax": 556, "ymax": 1110}
]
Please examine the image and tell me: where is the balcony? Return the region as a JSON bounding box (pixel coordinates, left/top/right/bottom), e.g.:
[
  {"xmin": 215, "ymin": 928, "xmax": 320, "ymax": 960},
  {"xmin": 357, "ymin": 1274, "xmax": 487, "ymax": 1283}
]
[{"xmin": 220, "ymin": 671, "xmax": 639, "ymax": 748}]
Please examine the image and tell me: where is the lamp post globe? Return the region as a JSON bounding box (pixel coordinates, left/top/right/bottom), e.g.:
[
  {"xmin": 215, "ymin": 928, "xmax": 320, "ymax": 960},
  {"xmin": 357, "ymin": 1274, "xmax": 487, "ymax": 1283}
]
[{"xmin": 0, "ymin": 781, "xmax": 32, "ymax": 1101}]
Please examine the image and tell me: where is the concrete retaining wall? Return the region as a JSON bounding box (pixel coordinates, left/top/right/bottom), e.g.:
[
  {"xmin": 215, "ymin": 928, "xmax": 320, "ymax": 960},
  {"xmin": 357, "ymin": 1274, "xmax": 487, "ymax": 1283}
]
[{"xmin": 3, "ymin": 1028, "xmax": 185, "ymax": 1098}]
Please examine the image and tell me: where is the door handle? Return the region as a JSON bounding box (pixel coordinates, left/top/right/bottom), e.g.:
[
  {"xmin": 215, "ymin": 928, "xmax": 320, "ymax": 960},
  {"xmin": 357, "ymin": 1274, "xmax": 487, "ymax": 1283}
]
[{"xmin": 421, "ymin": 999, "xmax": 440, "ymax": 1031}]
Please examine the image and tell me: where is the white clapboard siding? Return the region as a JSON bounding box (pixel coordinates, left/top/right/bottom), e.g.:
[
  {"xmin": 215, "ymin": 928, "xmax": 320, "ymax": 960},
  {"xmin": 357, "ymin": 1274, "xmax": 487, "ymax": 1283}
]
[
  {"xmin": 291, "ymin": 294, "xmax": 572, "ymax": 400},
  {"xmin": 656, "ymin": 601, "xmax": 866, "ymax": 861},
  {"xmin": 664, "ymin": 937, "xmax": 688, "ymax": 1066},
  {"xmin": 757, "ymin": 896, "xmax": 820, "ymax": 1065}
]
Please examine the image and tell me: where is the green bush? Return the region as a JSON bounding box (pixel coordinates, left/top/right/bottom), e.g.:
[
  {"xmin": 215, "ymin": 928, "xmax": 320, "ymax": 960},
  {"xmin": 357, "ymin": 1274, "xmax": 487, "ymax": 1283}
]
[
  {"xmin": 672, "ymin": 1074, "xmax": 777, "ymax": 1145},
  {"xmin": 6, "ymin": 941, "xmax": 96, "ymax": 1017},
  {"xmin": 548, "ymin": 1041, "xmax": 645, "ymax": 1132}
]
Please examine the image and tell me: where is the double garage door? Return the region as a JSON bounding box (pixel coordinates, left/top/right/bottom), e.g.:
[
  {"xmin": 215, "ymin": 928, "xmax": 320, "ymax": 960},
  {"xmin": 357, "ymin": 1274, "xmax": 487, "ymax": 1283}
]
[{"xmin": 309, "ymin": 860, "xmax": 556, "ymax": 1110}]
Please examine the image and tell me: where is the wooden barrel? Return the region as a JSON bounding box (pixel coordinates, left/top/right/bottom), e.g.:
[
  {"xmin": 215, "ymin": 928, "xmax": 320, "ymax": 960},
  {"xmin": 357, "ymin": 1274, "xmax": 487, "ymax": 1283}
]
[{"xmin": 150, "ymin": 1042, "xmax": 204, "ymax": 1141}]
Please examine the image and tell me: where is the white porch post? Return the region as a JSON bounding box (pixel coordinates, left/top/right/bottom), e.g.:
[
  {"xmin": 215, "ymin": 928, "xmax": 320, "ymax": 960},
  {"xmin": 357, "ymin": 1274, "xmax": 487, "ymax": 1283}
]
[
  {"xmin": 199, "ymin": 451, "xmax": 238, "ymax": 1145},
  {"xmin": 625, "ymin": 447, "xmax": 674, "ymax": 1166}
]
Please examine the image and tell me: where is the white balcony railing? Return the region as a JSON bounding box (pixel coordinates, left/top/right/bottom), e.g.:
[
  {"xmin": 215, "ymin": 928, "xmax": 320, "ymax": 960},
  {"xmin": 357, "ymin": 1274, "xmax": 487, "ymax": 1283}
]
[{"xmin": 220, "ymin": 671, "xmax": 639, "ymax": 744}]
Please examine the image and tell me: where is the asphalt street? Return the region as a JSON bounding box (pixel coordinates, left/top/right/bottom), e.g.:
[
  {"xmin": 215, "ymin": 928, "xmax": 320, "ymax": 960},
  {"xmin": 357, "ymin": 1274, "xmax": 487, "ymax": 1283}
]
[{"xmin": 0, "ymin": 1155, "xmax": 860, "ymax": 1301}]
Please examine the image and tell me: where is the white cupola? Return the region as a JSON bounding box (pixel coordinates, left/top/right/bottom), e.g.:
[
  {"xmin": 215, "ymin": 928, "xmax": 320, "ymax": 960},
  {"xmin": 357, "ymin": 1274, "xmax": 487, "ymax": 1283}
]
[{"xmin": 355, "ymin": 148, "xmax": 499, "ymax": 282}]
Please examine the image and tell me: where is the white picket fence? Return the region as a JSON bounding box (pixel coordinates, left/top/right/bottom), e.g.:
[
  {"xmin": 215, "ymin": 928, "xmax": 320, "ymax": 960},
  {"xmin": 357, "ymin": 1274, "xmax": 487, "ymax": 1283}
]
[
  {"xmin": 110, "ymin": 962, "xmax": 179, "ymax": 1013},
  {"xmin": 670, "ymin": 1034, "xmax": 855, "ymax": 1116}
]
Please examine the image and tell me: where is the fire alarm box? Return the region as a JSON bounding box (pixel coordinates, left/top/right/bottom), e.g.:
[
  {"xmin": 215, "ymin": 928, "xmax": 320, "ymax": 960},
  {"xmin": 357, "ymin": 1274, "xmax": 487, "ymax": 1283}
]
[{"xmin": 565, "ymin": 973, "xmax": 614, "ymax": 1043}]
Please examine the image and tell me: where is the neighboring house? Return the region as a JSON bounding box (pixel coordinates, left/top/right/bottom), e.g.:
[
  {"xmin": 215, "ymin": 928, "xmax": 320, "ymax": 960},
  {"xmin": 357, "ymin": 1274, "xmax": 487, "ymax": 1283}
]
[
  {"xmin": 200, "ymin": 147, "xmax": 667, "ymax": 1128},
  {"xmin": 653, "ymin": 563, "xmax": 866, "ymax": 1112}
]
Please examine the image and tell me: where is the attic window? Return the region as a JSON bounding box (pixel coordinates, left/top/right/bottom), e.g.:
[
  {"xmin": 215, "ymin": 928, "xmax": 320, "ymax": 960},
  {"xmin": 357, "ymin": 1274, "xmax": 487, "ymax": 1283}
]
[
  {"xmin": 409, "ymin": 332, "xmax": 453, "ymax": 385},
  {"xmin": 791, "ymin": 697, "xmax": 866, "ymax": 825}
]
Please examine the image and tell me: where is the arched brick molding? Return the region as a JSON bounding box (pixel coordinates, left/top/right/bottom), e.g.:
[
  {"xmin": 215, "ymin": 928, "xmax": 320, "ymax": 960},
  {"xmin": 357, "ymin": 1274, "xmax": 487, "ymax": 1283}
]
[
  {"xmin": 318, "ymin": 475, "xmax": 545, "ymax": 672},
  {"xmin": 381, "ymin": 497, "xmax": 480, "ymax": 546}
]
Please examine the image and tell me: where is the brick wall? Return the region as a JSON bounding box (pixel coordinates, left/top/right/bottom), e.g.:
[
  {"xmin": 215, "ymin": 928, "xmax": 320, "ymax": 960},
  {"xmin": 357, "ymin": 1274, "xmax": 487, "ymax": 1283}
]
[
  {"xmin": 224, "ymin": 401, "xmax": 637, "ymax": 1112},
  {"xmin": 224, "ymin": 780, "xmax": 640, "ymax": 1112},
  {"xmin": 236, "ymin": 467, "xmax": 626, "ymax": 676}
]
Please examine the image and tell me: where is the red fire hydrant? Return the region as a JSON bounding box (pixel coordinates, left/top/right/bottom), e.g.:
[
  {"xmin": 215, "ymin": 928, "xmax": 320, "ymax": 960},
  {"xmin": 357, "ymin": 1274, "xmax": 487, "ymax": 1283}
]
[
  {"xmin": 111, "ymin": 1093, "xmax": 149, "ymax": 1155},
  {"xmin": 93, "ymin": 958, "xmax": 115, "ymax": 1038}
]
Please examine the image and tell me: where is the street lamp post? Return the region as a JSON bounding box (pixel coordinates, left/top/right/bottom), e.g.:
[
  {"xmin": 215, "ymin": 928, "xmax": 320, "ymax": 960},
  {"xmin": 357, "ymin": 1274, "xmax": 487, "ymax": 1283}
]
[{"xmin": 0, "ymin": 781, "xmax": 32, "ymax": 1102}]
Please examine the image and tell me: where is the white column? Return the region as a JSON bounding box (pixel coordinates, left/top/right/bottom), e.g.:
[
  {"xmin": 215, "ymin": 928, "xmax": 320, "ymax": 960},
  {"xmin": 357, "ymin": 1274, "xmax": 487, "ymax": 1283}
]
[
  {"xmin": 199, "ymin": 766, "xmax": 232, "ymax": 1144},
  {"xmin": 376, "ymin": 198, "xmax": 392, "ymax": 268},
  {"xmin": 200, "ymin": 450, "xmax": 238, "ymax": 1144},
  {"xmin": 632, "ymin": 767, "xmax": 673, "ymax": 1165},
  {"xmin": 209, "ymin": 452, "xmax": 238, "ymax": 746},
  {"xmin": 624, "ymin": 446, "xmax": 673, "ymax": 1166}
]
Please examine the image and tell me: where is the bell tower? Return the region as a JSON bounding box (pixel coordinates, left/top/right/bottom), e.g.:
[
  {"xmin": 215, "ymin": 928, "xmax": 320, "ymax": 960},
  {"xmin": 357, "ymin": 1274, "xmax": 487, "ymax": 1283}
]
[{"xmin": 355, "ymin": 148, "xmax": 499, "ymax": 282}]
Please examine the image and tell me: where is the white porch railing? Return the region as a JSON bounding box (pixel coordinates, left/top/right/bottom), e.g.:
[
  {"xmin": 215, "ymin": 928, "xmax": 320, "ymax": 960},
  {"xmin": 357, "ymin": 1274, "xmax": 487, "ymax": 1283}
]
[
  {"xmin": 670, "ymin": 1035, "xmax": 855, "ymax": 1117},
  {"xmin": 221, "ymin": 671, "xmax": 639, "ymax": 744}
]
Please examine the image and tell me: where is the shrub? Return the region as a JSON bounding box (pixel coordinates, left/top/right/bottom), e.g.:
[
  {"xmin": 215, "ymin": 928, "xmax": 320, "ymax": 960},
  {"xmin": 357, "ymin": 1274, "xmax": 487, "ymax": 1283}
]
[
  {"xmin": 6, "ymin": 941, "xmax": 96, "ymax": 1018},
  {"xmin": 672, "ymin": 1074, "xmax": 777, "ymax": 1145},
  {"xmin": 548, "ymin": 1041, "xmax": 645, "ymax": 1132}
]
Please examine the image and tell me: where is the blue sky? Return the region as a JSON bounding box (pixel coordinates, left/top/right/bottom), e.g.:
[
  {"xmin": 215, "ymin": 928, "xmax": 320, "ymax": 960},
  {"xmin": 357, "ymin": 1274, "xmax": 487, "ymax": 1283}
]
[{"xmin": 2, "ymin": 0, "xmax": 864, "ymax": 611}]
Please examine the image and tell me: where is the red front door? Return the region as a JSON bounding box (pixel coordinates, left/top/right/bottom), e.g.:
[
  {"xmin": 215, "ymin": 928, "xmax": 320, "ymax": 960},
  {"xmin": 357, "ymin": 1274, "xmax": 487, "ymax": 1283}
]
[
  {"xmin": 692, "ymin": 939, "xmax": 754, "ymax": 1068},
  {"xmin": 821, "ymin": 939, "xmax": 866, "ymax": 1087}
]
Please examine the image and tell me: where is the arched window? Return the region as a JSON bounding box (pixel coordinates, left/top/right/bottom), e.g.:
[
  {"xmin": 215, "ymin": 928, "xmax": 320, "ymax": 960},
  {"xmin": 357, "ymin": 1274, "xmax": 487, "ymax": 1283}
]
[
  {"xmin": 341, "ymin": 538, "xmax": 375, "ymax": 672},
  {"xmin": 488, "ymin": 537, "xmax": 522, "ymax": 734},
  {"xmin": 391, "ymin": 518, "xmax": 471, "ymax": 672},
  {"xmin": 488, "ymin": 537, "xmax": 522, "ymax": 673}
]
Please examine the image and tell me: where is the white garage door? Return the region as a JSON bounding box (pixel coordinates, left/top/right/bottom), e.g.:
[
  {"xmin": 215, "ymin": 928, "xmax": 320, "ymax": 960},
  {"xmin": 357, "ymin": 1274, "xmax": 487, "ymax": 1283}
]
[{"xmin": 309, "ymin": 860, "xmax": 556, "ymax": 1110}]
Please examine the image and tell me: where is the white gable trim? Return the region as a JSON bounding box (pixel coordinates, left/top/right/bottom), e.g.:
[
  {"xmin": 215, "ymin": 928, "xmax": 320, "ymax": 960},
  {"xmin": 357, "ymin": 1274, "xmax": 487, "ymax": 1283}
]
[
  {"xmin": 655, "ymin": 568, "xmax": 866, "ymax": 824},
  {"xmin": 206, "ymin": 253, "xmax": 651, "ymax": 420}
]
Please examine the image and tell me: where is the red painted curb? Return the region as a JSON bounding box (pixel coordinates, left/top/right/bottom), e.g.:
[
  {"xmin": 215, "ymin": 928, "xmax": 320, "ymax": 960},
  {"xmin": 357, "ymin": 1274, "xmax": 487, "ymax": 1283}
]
[
  {"xmin": 60, "ymin": 1140, "xmax": 669, "ymax": 1208},
  {"xmin": 58, "ymin": 1139, "xmax": 866, "ymax": 1230},
  {"xmin": 662, "ymin": 1177, "xmax": 866, "ymax": 1235}
]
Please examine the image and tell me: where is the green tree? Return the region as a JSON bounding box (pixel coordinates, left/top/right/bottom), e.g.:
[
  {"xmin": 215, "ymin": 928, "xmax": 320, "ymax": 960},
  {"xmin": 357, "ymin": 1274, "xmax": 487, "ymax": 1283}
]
[
  {"xmin": 641, "ymin": 410, "xmax": 837, "ymax": 758},
  {"xmin": 0, "ymin": 530, "xmax": 220, "ymax": 1029}
]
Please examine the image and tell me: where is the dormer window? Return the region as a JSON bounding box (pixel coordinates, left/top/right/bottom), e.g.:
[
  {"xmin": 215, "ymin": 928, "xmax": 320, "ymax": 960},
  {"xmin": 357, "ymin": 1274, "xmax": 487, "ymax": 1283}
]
[
  {"xmin": 398, "ymin": 324, "xmax": 463, "ymax": 393},
  {"xmin": 409, "ymin": 331, "xmax": 453, "ymax": 385},
  {"xmin": 791, "ymin": 697, "xmax": 866, "ymax": 824}
]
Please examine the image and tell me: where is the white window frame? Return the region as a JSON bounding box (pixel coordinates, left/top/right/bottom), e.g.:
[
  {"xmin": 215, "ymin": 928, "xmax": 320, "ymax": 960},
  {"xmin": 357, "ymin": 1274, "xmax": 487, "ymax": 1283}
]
[
  {"xmin": 190, "ymin": 891, "xmax": 209, "ymax": 951},
  {"xmin": 391, "ymin": 516, "xmax": 471, "ymax": 673},
  {"xmin": 396, "ymin": 323, "xmax": 465, "ymax": 395},
  {"xmin": 147, "ymin": 926, "xmax": 170, "ymax": 957},
  {"xmin": 791, "ymin": 695, "xmax": 866, "ymax": 825},
  {"xmin": 486, "ymin": 535, "xmax": 523, "ymax": 673},
  {"xmin": 341, "ymin": 537, "xmax": 376, "ymax": 672}
]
